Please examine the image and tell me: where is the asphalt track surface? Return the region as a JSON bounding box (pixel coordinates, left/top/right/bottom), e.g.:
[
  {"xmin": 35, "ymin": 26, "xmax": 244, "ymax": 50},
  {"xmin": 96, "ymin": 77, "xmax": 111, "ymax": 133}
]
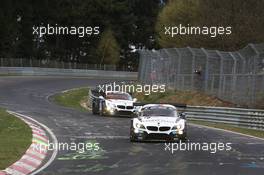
[{"xmin": 0, "ymin": 76, "xmax": 264, "ymax": 175}]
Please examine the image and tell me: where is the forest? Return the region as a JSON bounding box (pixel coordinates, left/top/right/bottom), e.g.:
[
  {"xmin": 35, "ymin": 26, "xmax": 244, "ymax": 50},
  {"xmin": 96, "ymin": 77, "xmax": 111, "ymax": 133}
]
[{"xmin": 0, "ymin": 0, "xmax": 263, "ymax": 68}]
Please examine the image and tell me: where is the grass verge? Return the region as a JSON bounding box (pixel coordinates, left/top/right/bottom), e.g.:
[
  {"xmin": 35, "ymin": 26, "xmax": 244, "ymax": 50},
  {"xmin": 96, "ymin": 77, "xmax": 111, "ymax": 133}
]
[
  {"xmin": 53, "ymin": 87, "xmax": 89, "ymax": 111},
  {"xmin": 0, "ymin": 108, "xmax": 32, "ymax": 169},
  {"xmin": 190, "ymin": 120, "xmax": 264, "ymax": 139},
  {"xmin": 134, "ymin": 90, "xmax": 234, "ymax": 107}
]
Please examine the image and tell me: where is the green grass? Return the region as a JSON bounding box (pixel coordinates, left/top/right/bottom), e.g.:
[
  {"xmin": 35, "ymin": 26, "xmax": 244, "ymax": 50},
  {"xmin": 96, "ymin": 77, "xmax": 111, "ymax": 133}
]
[
  {"xmin": 133, "ymin": 90, "xmax": 234, "ymax": 107},
  {"xmin": 0, "ymin": 108, "xmax": 32, "ymax": 169},
  {"xmin": 53, "ymin": 87, "xmax": 89, "ymax": 111},
  {"xmin": 190, "ymin": 120, "xmax": 264, "ymax": 139}
]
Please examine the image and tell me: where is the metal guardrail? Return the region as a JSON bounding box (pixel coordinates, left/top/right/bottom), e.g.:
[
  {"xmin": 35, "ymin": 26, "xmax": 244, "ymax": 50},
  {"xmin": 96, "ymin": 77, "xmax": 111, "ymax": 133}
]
[
  {"xmin": 88, "ymin": 85, "xmax": 264, "ymax": 131},
  {"xmin": 185, "ymin": 106, "xmax": 264, "ymax": 130},
  {"xmin": 0, "ymin": 67, "xmax": 138, "ymax": 79}
]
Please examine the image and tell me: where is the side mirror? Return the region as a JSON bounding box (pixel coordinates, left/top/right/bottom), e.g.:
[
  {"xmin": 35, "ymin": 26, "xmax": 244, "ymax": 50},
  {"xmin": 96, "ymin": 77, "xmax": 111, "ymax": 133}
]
[
  {"xmin": 99, "ymin": 96, "xmax": 104, "ymax": 100},
  {"xmin": 179, "ymin": 112, "xmax": 186, "ymax": 119},
  {"xmin": 133, "ymin": 98, "xmax": 137, "ymax": 102}
]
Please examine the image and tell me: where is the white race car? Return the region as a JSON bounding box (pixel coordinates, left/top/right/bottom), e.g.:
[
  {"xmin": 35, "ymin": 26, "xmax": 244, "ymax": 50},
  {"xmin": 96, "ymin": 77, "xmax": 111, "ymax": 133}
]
[
  {"xmin": 92, "ymin": 91, "xmax": 136, "ymax": 117},
  {"xmin": 130, "ymin": 104, "xmax": 187, "ymax": 142}
]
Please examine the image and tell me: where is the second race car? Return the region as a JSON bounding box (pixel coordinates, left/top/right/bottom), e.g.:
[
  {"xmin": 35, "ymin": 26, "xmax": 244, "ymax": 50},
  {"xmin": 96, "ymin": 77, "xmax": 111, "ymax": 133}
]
[{"xmin": 91, "ymin": 90, "xmax": 136, "ymax": 117}]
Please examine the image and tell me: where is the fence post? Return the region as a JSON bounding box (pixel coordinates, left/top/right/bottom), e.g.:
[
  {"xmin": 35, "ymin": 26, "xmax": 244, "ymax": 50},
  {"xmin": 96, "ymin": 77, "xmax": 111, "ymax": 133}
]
[
  {"xmin": 11, "ymin": 58, "xmax": 14, "ymax": 67},
  {"xmin": 146, "ymin": 50, "xmax": 153, "ymax": 85},
  {"xmin": 201, "ymin": 48, "xmax": 209, "ymax": 92},
  {"xmin": 262, "ymin": 75, "xmax": 264, "ymax": 93},
  {"xmin": 143, "ymin": 51, "xmax": 149, "ymax": 84},
  {"xmin": 249, "ymin": 44, "xmax": 260, "ymax": 105},
  {"xmin": 230, "ymin": 52, "xmax": 238, "ymax": 102},
  {"xmin": 216, "ymin": 51, "xmax": 224, "ymax": 97},
  {"xmin": 187, "ymin": 47, "xmax": 195, "ymax": 90},
  {"xmin": 237, "ymin": 52, "xmax": 246, "ymax": 73},
  {"xmin": 173, "ymin": 48, "xmax": 181, "ymax": 89},
  {"xmin": 0, "ymin": 58, "xmax": 3, "ymax": 67},
  {"xmin": 211, "ymin": 75, "xmax": 215, "ymax": 93},
  {"xmin": 20, "ymin": 58, "xmax": 23, "ymax": 67}
]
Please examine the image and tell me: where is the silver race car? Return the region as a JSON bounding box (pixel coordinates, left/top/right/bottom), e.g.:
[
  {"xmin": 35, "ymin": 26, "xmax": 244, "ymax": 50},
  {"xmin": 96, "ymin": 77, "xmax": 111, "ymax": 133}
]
[{"xmin": 130, "ymin": 104, "xmax": 187, "ymax": 142}]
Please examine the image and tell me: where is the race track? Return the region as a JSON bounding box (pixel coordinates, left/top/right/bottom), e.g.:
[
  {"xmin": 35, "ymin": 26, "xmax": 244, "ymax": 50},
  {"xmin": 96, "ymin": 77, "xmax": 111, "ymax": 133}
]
[{"xmin": 0, "ymin": 76, "xmax": 264, "ymax": 175}]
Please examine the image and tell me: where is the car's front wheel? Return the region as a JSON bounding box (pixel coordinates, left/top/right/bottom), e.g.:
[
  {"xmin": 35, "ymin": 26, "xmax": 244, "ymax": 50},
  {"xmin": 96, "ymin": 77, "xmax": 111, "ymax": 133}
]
[
  {"xmin": 130, "ymin": 121, "xmax": 137, "ymax": 142},
  {"xmin": 99, "ymin": 101, "xmax": 105, "ymax": 116},
  {"xmin": 92, "ymin": 102, "xmax": 99, "ymax": 115},
  {"xmin": 178, "ymin": 133, "xmax": 187, "ymax": 142}
]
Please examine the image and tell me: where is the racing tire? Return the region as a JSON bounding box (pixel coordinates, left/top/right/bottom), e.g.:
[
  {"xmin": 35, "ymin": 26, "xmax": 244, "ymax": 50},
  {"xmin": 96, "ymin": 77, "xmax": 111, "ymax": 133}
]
[
  {"xmin": 179, "ymin": 133, "xmax": 187, "ymax": 142},
  {"xmin": 92, "ymin": 102, "xmax": 99, "ymax": 115},
  {"xmin": 99, "ymin": 101, "xmax": 105, "ymax": 116},
  {"xmin": 130, "ymin": 121, "xmax": 137, "ymax": 142}
]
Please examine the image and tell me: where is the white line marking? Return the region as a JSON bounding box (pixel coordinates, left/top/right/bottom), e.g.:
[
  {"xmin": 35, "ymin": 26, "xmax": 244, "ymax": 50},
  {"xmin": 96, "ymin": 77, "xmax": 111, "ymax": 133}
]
[
  {"xmin": 59, "ymin": 135, "xmax": 128, "ymax": 139},
  {"xmin": 190, "ymin": 123, "xmax": 264, "ymax": 141}
]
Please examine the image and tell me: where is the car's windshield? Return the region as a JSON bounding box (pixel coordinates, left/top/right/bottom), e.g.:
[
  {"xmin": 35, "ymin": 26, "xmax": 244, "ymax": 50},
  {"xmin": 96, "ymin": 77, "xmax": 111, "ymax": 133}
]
[
  {"xmin": 142, "ymin": 108, "xmax": 176, "ymax": 117},
  {"xmin": 106, "ymin": 93, "xmax": 132, "ymax": 100}
]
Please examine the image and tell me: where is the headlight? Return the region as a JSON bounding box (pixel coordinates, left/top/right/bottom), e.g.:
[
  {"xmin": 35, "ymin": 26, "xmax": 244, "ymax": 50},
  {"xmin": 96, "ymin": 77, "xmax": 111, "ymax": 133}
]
[
  {"xmin": 135, "ymin": 123, "xmax": 146, "ymax": 129},
  {"xmin": 172, "ymin": 122, "xmax": 185, "ymax": 130},
  {"xmin": 106, "ymin": 101, "xmax": 116, "ymax": 109}
]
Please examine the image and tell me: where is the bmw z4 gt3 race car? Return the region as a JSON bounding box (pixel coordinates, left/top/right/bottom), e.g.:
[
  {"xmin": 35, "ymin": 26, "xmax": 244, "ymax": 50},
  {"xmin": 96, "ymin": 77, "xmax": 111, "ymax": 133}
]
[
  {"xmin": 130, "ymin": 104, "xmax": 187, "ymax": 142},
  {"xmin": 91, "ymin": 90, "xmax": 136, "ymax": 117}
]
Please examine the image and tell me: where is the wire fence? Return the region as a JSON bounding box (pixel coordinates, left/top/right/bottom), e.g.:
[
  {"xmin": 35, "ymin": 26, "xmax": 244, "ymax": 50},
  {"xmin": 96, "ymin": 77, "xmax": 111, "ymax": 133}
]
[
  {"xmin": 138, "ymin": 43, "xmax": 264, "ymax": 107},
  {"xmin": 0, "ymin": 58, "xmax": 132, "ymax": 71}
]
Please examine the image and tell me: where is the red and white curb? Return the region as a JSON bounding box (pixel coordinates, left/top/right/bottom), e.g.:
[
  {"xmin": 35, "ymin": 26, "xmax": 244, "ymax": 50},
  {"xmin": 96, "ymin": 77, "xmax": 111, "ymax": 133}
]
[{"xmin": 0, "ymin": 111, "xmax": 58, "ymax": 175}]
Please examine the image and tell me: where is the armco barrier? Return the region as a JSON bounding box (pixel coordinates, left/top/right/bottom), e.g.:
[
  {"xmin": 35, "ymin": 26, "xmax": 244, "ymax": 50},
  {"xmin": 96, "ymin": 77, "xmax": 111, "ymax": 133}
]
[
  {"xmin": 0, "ymin": 67, "xmax": 138, "ymax": 80},
  {"xmin": 88, "ymin": 87, "xmax": 264, "ymax": 131},
  {"xmin": 185, "ymin": 106, "xmax": 264, "ymax": 130}
]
